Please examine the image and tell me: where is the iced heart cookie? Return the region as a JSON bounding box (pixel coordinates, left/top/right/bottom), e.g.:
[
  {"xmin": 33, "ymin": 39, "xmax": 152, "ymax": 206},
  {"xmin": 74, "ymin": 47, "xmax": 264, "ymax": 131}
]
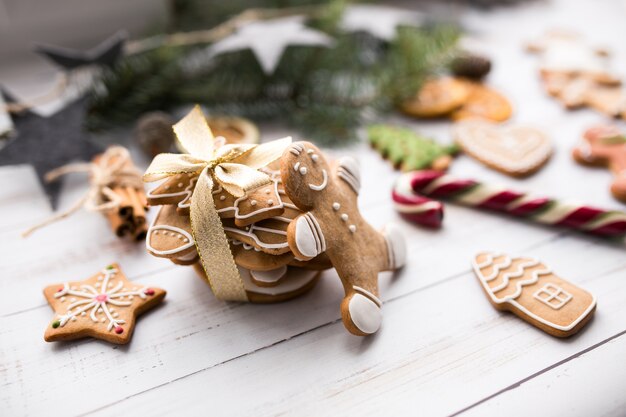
[
  {"xmin": 472, "ymin": 252, "xmax": 596, "ymax": 338},
  {"xmin": 451, "ymin": 82, "xmax": 512, "ymax": 122},
  {"xmin": 281, "ymin": 142, "xmax": 407, "ymax": 335},
  {"xmin": 454, "ymin": 120, "xmax": 552, "ymax": 177},
  {"xmin": 43, "ymin": 264, "xmax": 166, "ymax": 344},
  {"xmin": 400, "ymin": 77, "xmax": 469, "ymax": 118},
  {"xmin": 573, "ymin": 125, "xmax": 626, "ymax": 203}
]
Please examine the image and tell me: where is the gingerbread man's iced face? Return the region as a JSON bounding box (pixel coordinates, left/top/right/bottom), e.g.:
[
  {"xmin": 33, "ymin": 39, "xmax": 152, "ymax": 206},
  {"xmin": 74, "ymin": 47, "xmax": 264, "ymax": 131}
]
[{"xmin": 280, "ymin": 142, "xmax": 331, "ymax": 210}]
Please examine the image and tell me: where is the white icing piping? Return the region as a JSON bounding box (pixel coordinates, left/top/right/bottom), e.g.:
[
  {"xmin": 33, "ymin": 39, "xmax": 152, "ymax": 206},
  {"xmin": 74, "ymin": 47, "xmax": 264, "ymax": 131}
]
[
  {"xmin": 353, "ymin": 285, "xmax": 382, "ymax": 307},
  {"xmin": 337, "ymin": 167, "xmax": 360, "ymax": 194},
  {"xmin": 308, "ymin": 169, "xmax": 328, "ymax": 191}
]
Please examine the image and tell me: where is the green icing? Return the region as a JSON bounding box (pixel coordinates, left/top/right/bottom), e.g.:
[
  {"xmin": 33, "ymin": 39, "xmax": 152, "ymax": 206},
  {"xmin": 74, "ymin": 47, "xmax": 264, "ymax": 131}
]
[
  {"xmin": 367, "ymin": 124, "xmax": 458, "ymax": 171},
  {"xmin": 52, "ymin": 320, "xmax": 60, "ymax": 329}
]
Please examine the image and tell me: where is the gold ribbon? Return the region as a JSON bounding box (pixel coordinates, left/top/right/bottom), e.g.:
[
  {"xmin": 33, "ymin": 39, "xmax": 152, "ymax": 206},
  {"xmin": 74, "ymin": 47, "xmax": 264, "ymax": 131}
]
[
  {"xmin": 143, "ymin": 105, "xmax": 291, "ymax": 301},
  {"xmin": 23, "ymin": 146, "xmax": 143, "ymax": 237}
]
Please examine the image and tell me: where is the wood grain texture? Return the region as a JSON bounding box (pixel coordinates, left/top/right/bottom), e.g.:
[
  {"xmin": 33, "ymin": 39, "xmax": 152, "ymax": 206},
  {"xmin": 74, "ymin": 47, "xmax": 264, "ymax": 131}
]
[{"xmin": 1, "ymin": 0, "xmax": 626, "ymax": 415}]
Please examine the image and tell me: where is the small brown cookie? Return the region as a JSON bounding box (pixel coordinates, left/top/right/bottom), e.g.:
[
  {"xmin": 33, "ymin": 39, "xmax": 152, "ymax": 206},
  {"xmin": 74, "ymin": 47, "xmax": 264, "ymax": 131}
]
[
  {"xmin": 222, "ymin": 217, "xmax": 291, "ymax": 255},
  {"xmin": 280, "ymin": 142, "xmax": 407, "ymax": 335},
  {"xmin": 146, "ymin": 205, "xmax": 196, "ymax": 260},
  {"xmin": 400, "ymin": 77, "xmax": 469, "ymax": 118},
  {"xmin": 213, "ymin": 178, "xmax": 286, "ymax": 227},
  {"xmin": 585, "ymin": 85, "xmax": 626, "ymax": 118},
  {"xmin": 454, "ymin": 120, "xmax": 552, "ymax": 177},
  {"xmin": 472, "ymin": 252, "xmax": 596, "ymax": 338},
  {"xmin": 146, "ymin": 173, "xmax": 197, "ymax": 211},
  {"xmin": 451, "ymin": 82, "xmax": 513, "ymax": 122},
  {"xmin": 230, "ymin": 240, "xmax": 293, "ymax": 271},
  {"xmin": 192, "ymin": 263, "xmax": 321, "ymax": 303},
  {"xmin": 206, "ymin": 116, "xmax": 259, "ymax": 145},
  {"xmin": 43, "ymin": 264, "xmax": 166, "ymax": 344},
  {"xmin": 573, "ymin": 125, "xmax": 626, "ymax": 203},
  {"xmin": 288, "ymin": 253, "xmax": 333, "ymax": 271}
]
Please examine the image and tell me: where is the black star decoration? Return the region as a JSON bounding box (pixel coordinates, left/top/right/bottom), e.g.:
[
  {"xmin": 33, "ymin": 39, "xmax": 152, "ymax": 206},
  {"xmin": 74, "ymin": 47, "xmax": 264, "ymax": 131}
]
[
  {"xmin": 34, "ymin": 30, "xmax": 127, "ymax": 71},
  {"xmin": 0, "ymin": 93, "xmax": 103, "ymax": 209}
]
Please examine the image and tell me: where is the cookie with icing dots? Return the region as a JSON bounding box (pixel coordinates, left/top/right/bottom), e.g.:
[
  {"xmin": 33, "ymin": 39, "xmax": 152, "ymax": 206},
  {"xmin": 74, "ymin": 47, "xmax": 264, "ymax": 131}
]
[
  {"xmin": 472, "ymin": 252, "xmax": 596, "ymax": 338},
  {"xmin": 230, "ymin": 239, "xmax": 294, "ymax": 272},
  {"xmin": 280, "ymin": 142, "xmax": 407, "ymax": 336},
  {"xmin": 146, "ymin": 205, "xmax": 197, "ymax": 263},
  {"xmin": 573, "ymin": 125, "xmax": 626, "ymax": 203},
  {"xmin": 454, "ymin": 120, "xmax": 552, "ymax": 177},
  {"xmin": 146, "ymin": 173, "xmax": 197, "ymax": 213},
  {"xmin": 43, "ymin": 264, "xmax": 166, "ymax": 344}
]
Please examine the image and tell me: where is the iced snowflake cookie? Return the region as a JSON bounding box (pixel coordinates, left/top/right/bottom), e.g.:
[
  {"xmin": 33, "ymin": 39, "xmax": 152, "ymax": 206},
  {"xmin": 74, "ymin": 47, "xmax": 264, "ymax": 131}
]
[
  {"xmin": 573, "ymin": 125, "xmax": 626, "ymax": 203},
  {"xmin": 454, "ymin": 120, "xmax": 552, "ymax": 177},
  {"xmin": 43, "ymin": 264, "xmax": 166, "ymax": 344},
  {"xmin": 472, "ymin": 252, "xmax": 596, "ymax": 338},
  {"xmin": 280, "ymin": 142, "xmax": 407, "ymax": 335}
]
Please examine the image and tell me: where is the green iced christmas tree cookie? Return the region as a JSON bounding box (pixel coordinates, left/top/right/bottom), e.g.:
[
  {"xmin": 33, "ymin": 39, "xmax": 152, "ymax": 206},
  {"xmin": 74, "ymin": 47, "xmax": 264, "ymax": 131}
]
[{"xmin": 367, "ymin": 124, "xmax": 459, "ymax": 171}]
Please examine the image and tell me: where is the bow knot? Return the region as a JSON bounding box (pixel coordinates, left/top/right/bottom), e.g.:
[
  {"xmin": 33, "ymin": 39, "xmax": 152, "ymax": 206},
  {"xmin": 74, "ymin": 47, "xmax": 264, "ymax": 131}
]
[{"xmin": 143, "ymin": 106, "xmax": 291, "ymax": 301}]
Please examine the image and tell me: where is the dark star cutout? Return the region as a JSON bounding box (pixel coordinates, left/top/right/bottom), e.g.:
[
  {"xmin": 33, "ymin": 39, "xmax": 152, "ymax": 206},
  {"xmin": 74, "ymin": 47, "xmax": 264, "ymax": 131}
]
[
  {"xmin": 34, "ymin": 30, "xmax": 127, "ymax": 71},
  {"xmin": 0, "ymin": 92, "xmax": 103, "ymax": 209}
]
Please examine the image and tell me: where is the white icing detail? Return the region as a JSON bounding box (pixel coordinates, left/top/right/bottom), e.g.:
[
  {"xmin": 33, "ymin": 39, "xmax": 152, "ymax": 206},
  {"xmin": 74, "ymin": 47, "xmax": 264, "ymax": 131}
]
[
  {"xmin": 223, "ymin": 224, "xmax": 289, "ymax": 250},
  {"xmin": 349, "ymin": 225, "xmax": 356, "ymax": 233},
  {"xmin": 308, "ymin": 169, "xmax": 328, "ymax": 191},
  {"xmin": 353, "ymin": 286, "xmax": 382, "ymax": 307},
  {"xmin": 307, "ymin": 149, "xmax": 314, "ymax": 154},
  {"xmin": 533, "ymin": 283, "xmax": 573, "ymax": 309},
  {"xmin": 311, "ymin": 154, "xmax": 319, "ymax": 162},
  {"xmin": 472, "ymin": 252, "xmax": 597, "ymax": 332},
  {"xmin": 250, "ymin": 265, "xmax": 288, "ymax": 284},
  {"xmin": 337, "ymin": 157, "xmax": 361, "ymax": 194},
  {"xmin": 348, "ymin": 293, "xmax": 382, "ymax": 334},
  {"xmin": 294, "ymin": 216, "xmax": 320, "ymax": 258},
  {"xmin": 383, "ymin": 224, "xmax": 406, "ymax": 269},
  {"xmin": 147, "ymin": 176, "xmax": 198, "ymax": 210},
  {"xmin": 146, "ymin": 207, "xmax": 196, "ymax": 256},
  {"xmin": 332, "ymin": 202, "xmax": 340, "ymax": 211},
  {"xmin": 305, "ymin": 212, "xmax": 326, "ymax": 252},
  {"xmin": 51, "ymin": 268, "xmax": 149, "ymax": 331},
  {"xmin": 240, "ymin": 266, "xmax": 317, "ymax": 296},
  {"xmin": 341, "ymin": 214, "xmax": 348, "ymax": 221},
  {"xmin": 294, "ymin": 162, "xmax": 300, "ymax": 171},
  {"xmin": 174, "ymin": 251, "xmax": 198, "ymax": 261},
  {"xmin": 214, "ymin": 179, "xmax": 285, "ymax": 221},
  {"xmin": 268, "ymin": 200, "xmax": 274, "ymax": 206},
  {"xmin": 299, "ymin": 167, "xmax": 308, "ymax": 175},
  {"xmin": 220, "ymin": 195, "xmax": 226, "ymax": 201},
  {"xmin": 250, "ymin": 200, "xmax": 257, "ymax": 206}
]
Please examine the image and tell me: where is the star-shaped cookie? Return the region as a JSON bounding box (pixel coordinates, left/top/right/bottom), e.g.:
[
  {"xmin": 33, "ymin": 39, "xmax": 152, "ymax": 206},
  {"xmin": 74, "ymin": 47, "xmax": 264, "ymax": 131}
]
[{"xmin": 43, "ymin": 264, "xmax": 166, "ymax": 344}]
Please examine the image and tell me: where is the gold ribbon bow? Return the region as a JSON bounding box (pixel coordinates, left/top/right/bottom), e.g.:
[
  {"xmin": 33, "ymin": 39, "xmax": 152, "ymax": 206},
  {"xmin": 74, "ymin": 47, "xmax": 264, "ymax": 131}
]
[
  {"xmin": 23, "ymin": 146, "xmax": 143, "ymax": 237},
  {"xmin": 143, "ymin": 106, "xmax": 291, "ymax": 301}
]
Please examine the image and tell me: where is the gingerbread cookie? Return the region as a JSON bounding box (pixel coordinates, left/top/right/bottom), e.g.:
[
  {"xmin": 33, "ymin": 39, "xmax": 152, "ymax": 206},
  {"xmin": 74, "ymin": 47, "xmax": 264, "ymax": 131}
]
[
  {"xmin": 43, "ymin": 264, "xmax": 166, "ymax": 344},
  {"xmin": 573, "ymin": 125, "xmax": 626, "ymax": 203},
  {"xmin": 146, "ymin": 205, "xmax": 197, "ymax": 263},
  {"xmin": 454, "ymin": 120, "xmax": 552, "ymax": 177},
  {"xmin": 400, "ymin": 77, "xmax": 469, "ymax": 118},
  {"xmin": 367, "ymin": 124, "xmax": 458, "ymax": 171},
  {"xmin": 280, "ymin": 142, "xmax": 407, "ymax": 335},
  {"xmin": 451, "ymin": 82, "xmax": 512, "ymax": 122},
  {"xmin": 472, "ymin": 252, "xmax": 596, "ymax": 337}
]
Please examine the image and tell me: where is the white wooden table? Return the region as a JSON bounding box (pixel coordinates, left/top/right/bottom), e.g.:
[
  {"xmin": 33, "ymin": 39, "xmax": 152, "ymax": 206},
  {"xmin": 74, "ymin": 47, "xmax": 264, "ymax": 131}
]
[{"xmin": 2, "ymin": 0, "xmax": 626, "ymax": 415}]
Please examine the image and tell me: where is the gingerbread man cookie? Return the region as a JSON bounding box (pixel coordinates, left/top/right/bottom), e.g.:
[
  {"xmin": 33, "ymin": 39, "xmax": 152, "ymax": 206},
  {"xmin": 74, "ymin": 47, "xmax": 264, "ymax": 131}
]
[
  {"xmin": 573, "ymin": 125, "xmax": 626, "ymax": 203},
  {"xmin": 280, "ymin": 142, "xmax": 407, "ymax": 335}
]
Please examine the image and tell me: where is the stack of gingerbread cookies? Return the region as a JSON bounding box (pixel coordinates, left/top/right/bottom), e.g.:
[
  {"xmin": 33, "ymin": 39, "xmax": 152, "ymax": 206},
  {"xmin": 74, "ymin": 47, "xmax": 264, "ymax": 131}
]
[{"xmin": 145, "ymin": 138, "xmax": 406, "ymax": 336}]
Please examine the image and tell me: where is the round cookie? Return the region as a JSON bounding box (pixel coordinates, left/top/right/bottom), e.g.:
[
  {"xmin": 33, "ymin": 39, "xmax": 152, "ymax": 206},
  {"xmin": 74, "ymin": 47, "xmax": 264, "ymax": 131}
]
[
  {"xmin": 451, "ymin": 82, "xmax": 512, "ymax": 122},
  {"xmin": 400, "ymin": 77, "xmax": 469, "ymax": 118}
]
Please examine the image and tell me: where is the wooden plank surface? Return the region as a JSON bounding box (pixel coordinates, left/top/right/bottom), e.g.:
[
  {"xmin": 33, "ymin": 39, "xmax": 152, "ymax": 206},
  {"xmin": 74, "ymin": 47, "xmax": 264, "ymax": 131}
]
[{"xmin": 1, "ymin": 0, "xmax": 626, "ymax": 416}]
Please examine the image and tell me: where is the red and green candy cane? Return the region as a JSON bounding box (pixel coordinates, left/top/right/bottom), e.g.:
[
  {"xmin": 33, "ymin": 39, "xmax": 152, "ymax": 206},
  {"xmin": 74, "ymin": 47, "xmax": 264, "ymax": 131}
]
[{"xmin": 392, "ymin": 170, "xmax": 626, "ymax": 237}]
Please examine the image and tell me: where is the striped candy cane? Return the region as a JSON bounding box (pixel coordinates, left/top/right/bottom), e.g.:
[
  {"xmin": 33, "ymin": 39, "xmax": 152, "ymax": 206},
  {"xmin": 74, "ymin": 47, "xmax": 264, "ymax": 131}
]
[{"xmin": 394, "ymin": 170, "xmax": 626, "ymax": 237}]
